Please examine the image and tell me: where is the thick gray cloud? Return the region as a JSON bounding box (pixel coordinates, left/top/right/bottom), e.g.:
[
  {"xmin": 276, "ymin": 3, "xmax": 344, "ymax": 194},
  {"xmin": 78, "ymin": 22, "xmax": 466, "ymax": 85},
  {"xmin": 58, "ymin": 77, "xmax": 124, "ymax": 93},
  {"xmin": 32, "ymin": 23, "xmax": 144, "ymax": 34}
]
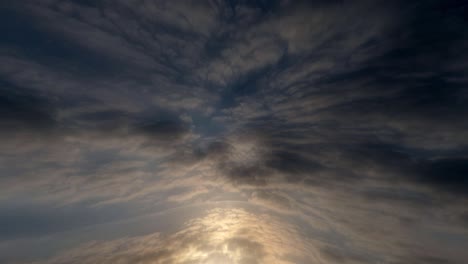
[{"xmin": 1, "ymin": 0, "xmax": 468, "ymax": 263}]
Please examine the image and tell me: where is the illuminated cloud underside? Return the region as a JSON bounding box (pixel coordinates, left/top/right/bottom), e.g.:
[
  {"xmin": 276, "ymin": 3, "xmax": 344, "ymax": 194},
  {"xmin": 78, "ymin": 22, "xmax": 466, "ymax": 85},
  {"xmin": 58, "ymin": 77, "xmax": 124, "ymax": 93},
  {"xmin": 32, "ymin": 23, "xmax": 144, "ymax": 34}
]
[{"xmin": 37, "ymin": 208, "xmax": 321, "ymax": 264}]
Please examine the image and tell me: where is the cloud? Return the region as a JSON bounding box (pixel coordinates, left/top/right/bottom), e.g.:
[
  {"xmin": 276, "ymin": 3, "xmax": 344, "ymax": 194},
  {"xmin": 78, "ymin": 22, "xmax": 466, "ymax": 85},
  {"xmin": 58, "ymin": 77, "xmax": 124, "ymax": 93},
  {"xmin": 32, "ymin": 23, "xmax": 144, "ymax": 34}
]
[
  {"xmin": 135, "ymin": 119, "xmax": 191, "ymax": 142},
  {"xmin": 1, "ymin": 1, "xmax": 468, "ymax": 263},
  {"xmin": 0, "ymin": 82, "xmax": 57, "ymax": 133},
  {"xmin": 416, "ymin": 158, "xmax": 468, "ymax": 195},
  {"xmin": 35, "ymin": 208, "xmax": 321, "ymax": 264}
]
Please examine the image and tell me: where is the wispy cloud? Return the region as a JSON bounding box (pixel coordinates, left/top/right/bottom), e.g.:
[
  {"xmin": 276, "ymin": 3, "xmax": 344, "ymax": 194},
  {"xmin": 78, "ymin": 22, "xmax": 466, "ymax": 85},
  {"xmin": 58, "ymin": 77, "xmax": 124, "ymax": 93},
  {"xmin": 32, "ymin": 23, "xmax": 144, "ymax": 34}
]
[{"xmin": 1, "ymin": 1, "xmax": 468, "ymax": 263}]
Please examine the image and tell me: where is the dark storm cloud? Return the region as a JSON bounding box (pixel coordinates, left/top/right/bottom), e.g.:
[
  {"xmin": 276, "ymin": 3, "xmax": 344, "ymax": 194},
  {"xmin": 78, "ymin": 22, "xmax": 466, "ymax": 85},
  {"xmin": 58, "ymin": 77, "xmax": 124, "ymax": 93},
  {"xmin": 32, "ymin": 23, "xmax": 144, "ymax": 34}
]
[
  {"xmin": 417, "ymin": 158, "xmax": 468, "ymax": 196},
  {"xmin": 0, "ymin": 4, "xmax": 120, "ymax": 77},
  {"xmin": 0, "ymin": 81, "xmax": 57, "ymax": 132},
  {"xmin": 360, "ymin": 187, "xmax": 436, "ymax": 208},
  {"xmin": 135, "ymin": 119, "xmax": 190, "ymax": 142},
  {"xmin": 71, "ymin": 109, "xmax": 130, "ymax": 132}
]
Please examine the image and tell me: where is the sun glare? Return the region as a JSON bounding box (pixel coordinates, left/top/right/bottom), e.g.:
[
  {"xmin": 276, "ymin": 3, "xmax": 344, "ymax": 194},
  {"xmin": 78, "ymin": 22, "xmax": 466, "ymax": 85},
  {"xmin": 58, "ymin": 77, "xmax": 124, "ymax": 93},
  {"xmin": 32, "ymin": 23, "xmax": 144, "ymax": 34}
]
[{"xmin": 170, "ymin": 208, "xmax": 307, "ymax": 264}]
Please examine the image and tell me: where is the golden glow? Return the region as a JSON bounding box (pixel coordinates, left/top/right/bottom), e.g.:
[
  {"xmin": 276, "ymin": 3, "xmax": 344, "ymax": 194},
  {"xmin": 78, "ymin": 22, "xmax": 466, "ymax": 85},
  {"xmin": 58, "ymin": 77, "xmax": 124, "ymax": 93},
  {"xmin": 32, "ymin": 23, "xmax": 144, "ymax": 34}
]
[
  {"xmin": 42, "ymin": 207, "xmax": 320, "ymax": 264},
  {"xmin": 170, "ymin": 208, "xmax": 312, "ymax": 264}
]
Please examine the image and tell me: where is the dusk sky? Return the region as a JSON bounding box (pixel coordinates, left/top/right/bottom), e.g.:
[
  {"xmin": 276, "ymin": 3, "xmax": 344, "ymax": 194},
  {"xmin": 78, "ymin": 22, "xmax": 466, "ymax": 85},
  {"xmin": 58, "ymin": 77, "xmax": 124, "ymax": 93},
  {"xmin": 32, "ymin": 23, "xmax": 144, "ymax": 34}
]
[{"xmin": 1, "ymin": 1, "xmax": 468, "ymax": 263}]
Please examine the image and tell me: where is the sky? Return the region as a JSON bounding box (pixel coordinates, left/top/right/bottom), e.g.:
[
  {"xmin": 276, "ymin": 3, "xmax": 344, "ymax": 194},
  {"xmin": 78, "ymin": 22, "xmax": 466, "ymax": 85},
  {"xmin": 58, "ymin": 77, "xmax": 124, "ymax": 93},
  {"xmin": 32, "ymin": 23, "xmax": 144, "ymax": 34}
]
[{"xmin": 1, "ymin": 0, "xmax": 468, "ymax": 263}]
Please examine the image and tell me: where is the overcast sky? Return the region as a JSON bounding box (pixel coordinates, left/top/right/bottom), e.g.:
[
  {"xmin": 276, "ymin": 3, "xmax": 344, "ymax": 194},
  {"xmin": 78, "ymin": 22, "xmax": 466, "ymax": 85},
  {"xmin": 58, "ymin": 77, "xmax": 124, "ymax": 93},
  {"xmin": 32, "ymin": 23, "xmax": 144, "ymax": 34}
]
[{"xmin": 1, "ymin": 1, "xmax": 468, "ymax": 263}]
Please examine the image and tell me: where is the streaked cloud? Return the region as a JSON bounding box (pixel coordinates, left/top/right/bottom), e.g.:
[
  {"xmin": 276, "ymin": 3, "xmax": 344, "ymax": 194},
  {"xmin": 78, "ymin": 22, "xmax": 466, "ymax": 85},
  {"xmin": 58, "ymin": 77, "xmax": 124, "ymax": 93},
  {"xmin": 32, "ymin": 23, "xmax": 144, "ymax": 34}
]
[{"xmin": 1, "ymin": 1, "xmax": 468, "ymax": 263}]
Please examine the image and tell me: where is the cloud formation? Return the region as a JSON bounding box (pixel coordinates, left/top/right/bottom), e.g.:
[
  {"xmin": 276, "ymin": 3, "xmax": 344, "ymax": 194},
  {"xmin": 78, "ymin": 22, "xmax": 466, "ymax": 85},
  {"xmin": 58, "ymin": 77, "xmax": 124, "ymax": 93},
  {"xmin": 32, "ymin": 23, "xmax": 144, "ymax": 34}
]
[
  {"xmin": 1, "ymin": 0, "xmax": 468, "ymax": 263},
  {"xmin": 33, "ymin": 208, "xmax": 320, "ymax": 264}
]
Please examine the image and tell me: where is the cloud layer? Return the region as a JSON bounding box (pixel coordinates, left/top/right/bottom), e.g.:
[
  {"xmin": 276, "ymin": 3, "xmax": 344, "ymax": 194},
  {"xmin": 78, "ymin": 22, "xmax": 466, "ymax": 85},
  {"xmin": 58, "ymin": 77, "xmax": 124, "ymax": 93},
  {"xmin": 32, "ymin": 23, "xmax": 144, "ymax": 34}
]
[{"xmin": 1, "ymin": 1, "xmax": 468, "ymax": 263}]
